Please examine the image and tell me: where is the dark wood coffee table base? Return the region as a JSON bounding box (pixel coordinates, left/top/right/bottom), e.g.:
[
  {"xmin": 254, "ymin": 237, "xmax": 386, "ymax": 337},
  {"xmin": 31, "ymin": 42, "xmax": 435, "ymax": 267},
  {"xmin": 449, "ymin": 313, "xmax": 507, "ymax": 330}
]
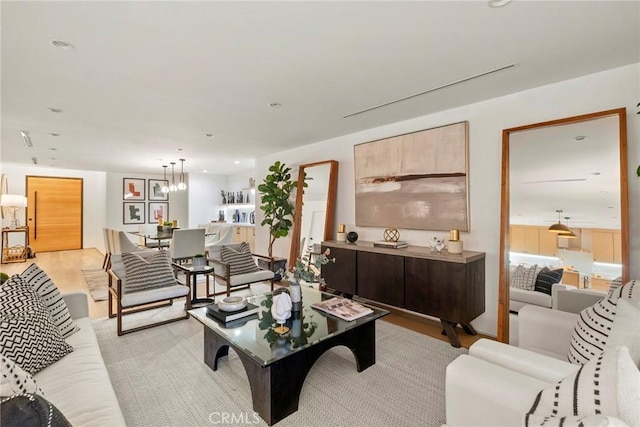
[{"xmin": 203, "ymin": 321, "xmax": 377, "ymax": 426}]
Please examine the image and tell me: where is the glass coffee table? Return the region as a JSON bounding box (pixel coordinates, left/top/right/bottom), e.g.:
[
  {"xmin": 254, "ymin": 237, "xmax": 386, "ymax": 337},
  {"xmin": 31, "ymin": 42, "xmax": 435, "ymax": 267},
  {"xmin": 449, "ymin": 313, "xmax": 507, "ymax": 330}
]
[{"xmin": 188, "ymin": 286, "xmax": 388, "ymax": 426}]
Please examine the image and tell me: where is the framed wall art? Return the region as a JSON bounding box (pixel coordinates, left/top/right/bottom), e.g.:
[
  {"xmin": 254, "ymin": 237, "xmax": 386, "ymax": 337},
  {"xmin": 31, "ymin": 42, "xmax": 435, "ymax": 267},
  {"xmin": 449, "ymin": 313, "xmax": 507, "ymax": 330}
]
[
  {"xmin": 148, "ymin": 179, "xmax": 168, "ymax": 201},
  {"xmin": 123, "ymin": 202, "xmax": 145, "ymax": 224},
  {"xmin": 354, "ymin": 121, "xmax": 469, "ymax": 231},
  {"xmin": 123, "ymin": 178, "xmax": 145, "ymax": 200},
  {"xmin": 148, "ymin": 202, "xmax": 169, "ymax": 224}
]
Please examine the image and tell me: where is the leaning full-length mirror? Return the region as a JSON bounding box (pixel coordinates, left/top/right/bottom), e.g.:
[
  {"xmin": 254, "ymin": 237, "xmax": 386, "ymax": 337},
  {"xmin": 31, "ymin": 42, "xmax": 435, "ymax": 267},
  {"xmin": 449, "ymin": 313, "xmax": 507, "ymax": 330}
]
[
  {"xmin": 289, "ymin": 160, "xmax": 339, "ymax": 270},
  {"xmin": 498, "ymin": 108, "xmax": 628, "ymax": 343}
]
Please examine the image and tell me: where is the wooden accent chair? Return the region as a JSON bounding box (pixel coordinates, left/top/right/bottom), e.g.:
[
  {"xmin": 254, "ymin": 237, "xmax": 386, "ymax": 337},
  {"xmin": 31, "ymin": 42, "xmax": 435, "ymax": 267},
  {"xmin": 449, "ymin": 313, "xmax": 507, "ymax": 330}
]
[
  {"xmin": 108, "ymin": 250, "xmax": 191, "ymax": 336},
  {"xmin": 207, "ymin": 242, "xmax": 275, "ymax": 297}
]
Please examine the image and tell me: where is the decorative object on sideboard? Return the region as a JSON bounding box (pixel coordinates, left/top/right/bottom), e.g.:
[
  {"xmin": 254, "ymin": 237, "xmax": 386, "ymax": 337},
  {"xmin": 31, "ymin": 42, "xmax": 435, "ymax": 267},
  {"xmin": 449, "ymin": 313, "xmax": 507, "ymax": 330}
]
[
  {"xmin": 0, "ymin": 194, "xmax": 27, "ymax": 229},
  {"xmin": 249, "ymin": 211, "xmax": 255, "ymax": 224},
  {"xmin": 428, "ymin": 237, "xmax": 447, "ymax": 253},
  {"xmin": 218, "ymin": 210, "xmax": 225, "ymax": 221},
  {"xmin": 383, "ymin": 228, "xmax": 400, "ymax": 242},
  {"xmin": 220, "ymin": 190, "xmax": 226, "ymax": 204},
  {"xmin": 346, "ymin": 231, "xmax": 359, "ymax": 243},
  {"xmin": 336, "ymin": 224, "xmax": 346, "ymax": 242},
  {"xmin": 448, "ymin": 229, "xmax": 463, "ymax": 254}
]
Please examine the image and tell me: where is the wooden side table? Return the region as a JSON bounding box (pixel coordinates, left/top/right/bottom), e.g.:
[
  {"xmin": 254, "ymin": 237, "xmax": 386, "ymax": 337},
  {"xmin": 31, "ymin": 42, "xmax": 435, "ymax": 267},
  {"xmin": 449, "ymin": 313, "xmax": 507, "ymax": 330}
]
[{"xmin": 1, "ymin": 227, "xmax": 29, "ymax": 263}]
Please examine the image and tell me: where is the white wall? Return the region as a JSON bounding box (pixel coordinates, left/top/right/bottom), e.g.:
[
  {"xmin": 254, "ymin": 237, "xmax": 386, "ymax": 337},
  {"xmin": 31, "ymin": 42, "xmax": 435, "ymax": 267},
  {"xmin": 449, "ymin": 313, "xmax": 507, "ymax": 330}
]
[
  {"xmin": 0, "ymin": 163, "xmax": 107, "ymax": 251},
  {"xmin": 255, "ymin": 63, "xmax": 640, "ymax": 337},
  {"xmin": 188, "ymin": 173, "xmax": 227, "ymax": 226}
]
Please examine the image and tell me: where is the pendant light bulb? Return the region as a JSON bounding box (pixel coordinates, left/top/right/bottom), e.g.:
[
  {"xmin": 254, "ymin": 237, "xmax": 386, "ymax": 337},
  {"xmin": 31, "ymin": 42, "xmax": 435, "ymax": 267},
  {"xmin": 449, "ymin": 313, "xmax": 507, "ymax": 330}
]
[
  {"xmin": 161, "ymin": 165, "xmax": 170, "ymax": 193},
  {"xmin": 169, "ymin": 162, "xmax": 177, "ymax": 192},
  {"xmin": 177, "ymin": 158, "xmax": 187, "ymax": 190}
]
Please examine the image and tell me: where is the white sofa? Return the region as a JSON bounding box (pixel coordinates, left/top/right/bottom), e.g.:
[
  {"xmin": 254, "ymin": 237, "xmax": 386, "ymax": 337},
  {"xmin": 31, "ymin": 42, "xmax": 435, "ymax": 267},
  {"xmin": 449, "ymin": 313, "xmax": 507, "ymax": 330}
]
[
  {"xmin": 445, "ymin": 302, "xmax": 639, "ymax": 426},
  {"xmin": 33, "ymin": 292, "xmax": 126, "ymax": 426},
  {"xmin": 509, "ymin": 282, "xmax": 574, "ymax": 312}
]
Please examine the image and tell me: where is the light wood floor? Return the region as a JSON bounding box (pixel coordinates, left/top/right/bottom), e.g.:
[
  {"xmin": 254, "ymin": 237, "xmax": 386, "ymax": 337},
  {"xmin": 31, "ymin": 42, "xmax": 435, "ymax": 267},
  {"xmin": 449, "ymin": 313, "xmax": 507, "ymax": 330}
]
[{"xmin": 1, "ymin": 248, "xmax": 491, "ymax": 349}]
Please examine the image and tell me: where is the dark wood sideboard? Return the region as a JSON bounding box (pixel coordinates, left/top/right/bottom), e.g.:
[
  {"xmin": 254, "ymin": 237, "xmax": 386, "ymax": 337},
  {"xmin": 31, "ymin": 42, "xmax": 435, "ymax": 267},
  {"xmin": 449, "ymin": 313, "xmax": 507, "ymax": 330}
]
[{"xmin": 321, "ymin": 240, "xmax": 485, "ymax": 347}]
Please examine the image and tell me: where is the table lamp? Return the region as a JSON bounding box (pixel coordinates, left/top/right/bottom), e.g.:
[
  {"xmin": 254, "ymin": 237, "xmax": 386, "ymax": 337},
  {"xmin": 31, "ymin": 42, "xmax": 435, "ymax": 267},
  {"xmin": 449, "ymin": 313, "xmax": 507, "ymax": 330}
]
[{"xmin": 1, "ymin": 194, "xmax": 27, "ymax": 229}]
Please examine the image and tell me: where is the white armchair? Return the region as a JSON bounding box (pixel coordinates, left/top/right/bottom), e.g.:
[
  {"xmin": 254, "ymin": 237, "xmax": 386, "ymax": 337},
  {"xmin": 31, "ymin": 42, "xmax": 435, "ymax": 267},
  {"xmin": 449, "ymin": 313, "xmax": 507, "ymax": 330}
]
[{"xmin": 445, "ymin": 301, "xmax": 639, "ymax": 426}]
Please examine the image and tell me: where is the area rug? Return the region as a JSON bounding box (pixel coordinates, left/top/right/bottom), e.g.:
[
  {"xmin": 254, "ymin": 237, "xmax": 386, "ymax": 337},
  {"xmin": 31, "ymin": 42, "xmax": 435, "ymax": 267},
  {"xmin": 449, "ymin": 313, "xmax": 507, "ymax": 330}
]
[
  {"xmin": 80, "ymin": 267, "xmax": 109, "ymax": 301},
  {"xmin": 93, "ymin": 308, "xmax": 466, "ymax": 427}
]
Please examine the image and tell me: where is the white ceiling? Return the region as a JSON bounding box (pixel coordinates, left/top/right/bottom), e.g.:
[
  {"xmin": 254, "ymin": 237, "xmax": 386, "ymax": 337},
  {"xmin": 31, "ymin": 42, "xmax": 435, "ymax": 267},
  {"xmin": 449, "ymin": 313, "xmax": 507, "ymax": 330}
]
[{"xmin": 1, "ymin": 1, "xmax": 638, "ymax": 176}]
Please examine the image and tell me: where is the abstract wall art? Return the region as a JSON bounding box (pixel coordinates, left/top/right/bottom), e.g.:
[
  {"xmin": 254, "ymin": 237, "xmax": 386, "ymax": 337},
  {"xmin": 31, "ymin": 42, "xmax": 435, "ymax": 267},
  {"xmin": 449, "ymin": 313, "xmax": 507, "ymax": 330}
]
[{"xmin": 354, "ymin": 121, "xmax": 469, "ymax": 231}]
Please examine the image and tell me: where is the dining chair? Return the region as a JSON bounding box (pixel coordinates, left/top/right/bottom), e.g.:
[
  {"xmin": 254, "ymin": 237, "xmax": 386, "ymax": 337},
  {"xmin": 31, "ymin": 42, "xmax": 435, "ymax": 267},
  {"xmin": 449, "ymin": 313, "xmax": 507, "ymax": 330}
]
[{"xmin": 169, "ymin": 228, "xmax": 206, "ymax": 263}]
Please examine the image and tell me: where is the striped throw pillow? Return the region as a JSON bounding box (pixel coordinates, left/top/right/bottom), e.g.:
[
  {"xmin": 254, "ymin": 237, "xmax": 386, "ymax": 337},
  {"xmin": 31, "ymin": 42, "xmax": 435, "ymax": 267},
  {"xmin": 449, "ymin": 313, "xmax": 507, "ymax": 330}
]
[
  {"xmin": 525, "ymin": 346, "xmax": 639, "ymax": 426},
  {"xmin": 20, "ymin": 264, "xmax": 79, "ymax": 338},
  {"xmin": 121, "ymin": 251, "xmax": 177, "ymax": 293},
  {"xmin": 510, "ymin": 264, "xmax": 538, "ymax": 291},
  {"xmin": 533, "ymin": 267, "xmax": 564, "ymax": 295},
  {"xmin": 568, "ymin": 280, "xmax": 639, "ymax": 365},
  {"xmin": 221, "ymin": 242, "xmax": 259, "ymax": 276}
]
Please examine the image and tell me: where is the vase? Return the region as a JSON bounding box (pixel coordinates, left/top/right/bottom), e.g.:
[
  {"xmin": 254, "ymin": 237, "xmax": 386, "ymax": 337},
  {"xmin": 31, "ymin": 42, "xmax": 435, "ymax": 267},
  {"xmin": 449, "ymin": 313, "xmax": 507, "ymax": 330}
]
[{"xmin": 289, "ymin": 281, "xmax": 302, "ymax": 311}]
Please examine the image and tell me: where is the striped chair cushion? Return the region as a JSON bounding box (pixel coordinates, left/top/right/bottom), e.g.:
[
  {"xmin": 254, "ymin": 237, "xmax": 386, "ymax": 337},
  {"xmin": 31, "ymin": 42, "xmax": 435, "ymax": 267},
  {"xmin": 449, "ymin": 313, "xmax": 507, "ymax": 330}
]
[
  {"xmin": 121, "ymin": 251, "xmax": 177, "ymax": 293},
  {"xmin": 568, "ymin": 280, "xmax": 639, "ymax": 365},
  {"xmin": 221, "ymin": 242, "xmax": 259, "ymax": 276},
  {"xmin": 20, "ymin": 263, "xmax": 79, "ymax": 338}
]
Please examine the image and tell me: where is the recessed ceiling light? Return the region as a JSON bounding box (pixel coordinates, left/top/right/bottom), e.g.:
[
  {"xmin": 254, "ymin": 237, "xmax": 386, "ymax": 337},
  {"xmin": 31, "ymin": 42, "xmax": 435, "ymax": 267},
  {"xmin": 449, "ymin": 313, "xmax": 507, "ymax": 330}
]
[
  {"xmin": 234, "ymin": 160, "xmax": 240, "ymax": 164},
  {"xmin": 49, "ymin": 157, "xmax": 56, "ymax": 160},
  {"xmin": 51, "ymin": 40, "xmax": 75, "ymax": 50},
  {"xmin": 49, "ymin": 147, "xmax": 57, "ymax": 151},
  {"xmin": 48, "ymin": 107, "xmax": 63, "ymax": 113},
  {"xmin": 488, "ymin": 0, "xmax": 512, "ymax": 7},
  {"xmin": 269, "ymin": 103, "xmax": 282, "ymax": 108},
  {"xmin": 202, "ymin": 170, "xmax": 208, "ymax": 173},
  {"xmin": 590, "ymin": 172, "xmax": 601, "ymax": 175},
  {"xmin": 49, "ymin": 133, "xmax": 60, "ymax": 137},
  {"xmin": 177, "ymin": 148, "xmax": 183, "ymax": 152},
  {"xmin": 204, "ymin": 133, "xmax": 214, "ymax": 138},
  {"xmin": 574, "ymin": 135, "xmax": 586, "ymax": 141}
]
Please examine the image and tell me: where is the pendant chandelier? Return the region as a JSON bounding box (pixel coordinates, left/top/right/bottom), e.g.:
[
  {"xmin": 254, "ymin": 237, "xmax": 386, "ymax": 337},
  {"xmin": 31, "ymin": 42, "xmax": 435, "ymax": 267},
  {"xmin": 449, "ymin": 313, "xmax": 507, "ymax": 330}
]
[
  {"xmin": 177, "ymin": 159, "xmax": 187, "ymax": 190},
  {"xmin": 169, "ymin": 162, "xmax": 177, "ymax": 192},
  {"xmin": 160, "ymin": 160, "xmax": 187, "ymax": 193},
  {"xmin": 548, "ymin": 209, "xmax": 571, "ymax": 234},
  {"xmin": 161, "ymin": 165, "xmax": 170, "ymax": 193}
]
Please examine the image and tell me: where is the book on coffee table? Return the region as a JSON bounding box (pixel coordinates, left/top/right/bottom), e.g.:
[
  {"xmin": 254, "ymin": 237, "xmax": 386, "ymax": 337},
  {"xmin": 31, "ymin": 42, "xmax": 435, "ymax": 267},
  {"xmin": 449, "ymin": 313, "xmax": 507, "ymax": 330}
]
[
  {"xmin": 311, "ymin": 297, "xmax": 373, "ymax": 321},
  {"xmin": 206, "ymin": 302, "xmax": 260, "ymax": 323}
]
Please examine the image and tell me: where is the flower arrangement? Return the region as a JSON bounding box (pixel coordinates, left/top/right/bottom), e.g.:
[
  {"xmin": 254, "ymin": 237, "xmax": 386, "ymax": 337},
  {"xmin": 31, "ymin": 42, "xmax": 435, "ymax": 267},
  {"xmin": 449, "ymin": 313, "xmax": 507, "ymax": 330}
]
[{"xmin": 289, "ymin": 247, "xmax": 336, "ymax": 284}]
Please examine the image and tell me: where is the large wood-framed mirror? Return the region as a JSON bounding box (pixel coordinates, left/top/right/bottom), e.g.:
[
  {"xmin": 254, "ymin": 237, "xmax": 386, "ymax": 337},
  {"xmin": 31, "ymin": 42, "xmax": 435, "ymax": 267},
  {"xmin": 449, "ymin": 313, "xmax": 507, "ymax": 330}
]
[
  {"xmin": 289, "ymin": 160, "xmax": 339, "ymax": 269},
  {"xmin": 498, "ymin": 108, "xmax": 628, "ymax": 343}
]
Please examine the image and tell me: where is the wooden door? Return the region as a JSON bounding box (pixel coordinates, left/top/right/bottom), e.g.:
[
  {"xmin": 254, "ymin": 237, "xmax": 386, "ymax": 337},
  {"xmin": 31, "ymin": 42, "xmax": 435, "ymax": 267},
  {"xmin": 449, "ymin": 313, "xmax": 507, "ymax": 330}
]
[{"xmin": 26, "ymin": 176, "xmax": 83, "ymax": 252}]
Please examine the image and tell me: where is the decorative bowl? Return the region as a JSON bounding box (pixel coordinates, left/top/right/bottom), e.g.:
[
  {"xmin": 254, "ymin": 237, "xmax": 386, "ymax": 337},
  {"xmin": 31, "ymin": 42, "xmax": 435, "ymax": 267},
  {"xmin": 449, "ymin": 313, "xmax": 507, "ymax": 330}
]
[{"xmin": 218, "ymin": 296, "xmax": 247, "ymax": 312}]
